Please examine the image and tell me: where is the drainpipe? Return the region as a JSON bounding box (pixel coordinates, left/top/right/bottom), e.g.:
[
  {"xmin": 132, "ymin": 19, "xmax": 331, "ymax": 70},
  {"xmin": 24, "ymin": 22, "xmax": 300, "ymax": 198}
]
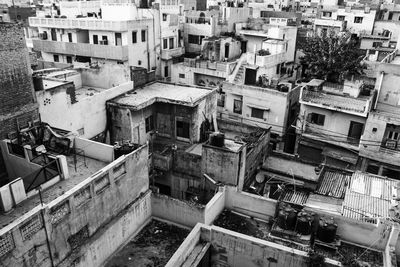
[{"xmin": 374, "ymin": 71, "xmax": 384, "ymax": 110}]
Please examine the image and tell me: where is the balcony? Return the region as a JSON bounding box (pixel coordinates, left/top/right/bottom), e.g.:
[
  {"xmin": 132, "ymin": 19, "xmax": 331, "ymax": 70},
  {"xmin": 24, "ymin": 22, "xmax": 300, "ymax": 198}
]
[
  {"xmin": 29, "ymin": 17, "xmax": 152, "ymax": 32},
  {"xmin": 182, "ymin": 58, "xmax": 238, "ymax": 78},
  {"xmin": 161, "ymin": 46, "xmax": 184, "ymax": 60},
  {"xmin": 32, "ymin": 39, "xmax": 129, "ymax": 61},
  {"xmin": 246, "ymin": 52, "xmax": 286, "ymax": 68}
]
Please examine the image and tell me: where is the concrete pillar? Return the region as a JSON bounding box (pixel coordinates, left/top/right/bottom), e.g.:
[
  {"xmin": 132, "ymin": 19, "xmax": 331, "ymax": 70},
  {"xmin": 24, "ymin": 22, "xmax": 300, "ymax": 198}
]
[
  {"xmin": 9, "ymin": 178, "xmax": 27, "ymax": 205},
  {"xmin": 388, "ymin": 225, "xmax": 400, "ymax": 247},
  {"xmin": 23, "ymin": 145, "xmax": 33, "ymax": 161},
  {"xmin": 0, "ymin": 184, "xmax": 13, "ymax": 212},
  {"xmin": 57, "ymin": 155, "xmax": 69, "ymax": 180}
]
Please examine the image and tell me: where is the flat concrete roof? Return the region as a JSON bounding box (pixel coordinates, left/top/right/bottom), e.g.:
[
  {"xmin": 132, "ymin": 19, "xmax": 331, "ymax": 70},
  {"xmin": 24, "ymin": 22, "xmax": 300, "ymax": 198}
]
[
  {"xmin": 263, "ymin": 156, "xmax": 319, "ymax": 182},
  {"xmin": 109, "ymin": 82, "xmax": 214, "ymax": 110}
]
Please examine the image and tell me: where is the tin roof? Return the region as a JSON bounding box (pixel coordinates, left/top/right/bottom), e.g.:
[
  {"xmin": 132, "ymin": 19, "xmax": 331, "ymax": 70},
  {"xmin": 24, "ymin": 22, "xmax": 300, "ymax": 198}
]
[{"xmin": 316, "ymin": 170, "xmax": 351, "ymax": 199}]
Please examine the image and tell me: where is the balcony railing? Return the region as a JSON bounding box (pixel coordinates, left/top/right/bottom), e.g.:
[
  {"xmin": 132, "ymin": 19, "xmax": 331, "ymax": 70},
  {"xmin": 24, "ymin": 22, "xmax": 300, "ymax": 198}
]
[
  {"xmin": 183, "ymin": 58, "xmax": 238, "ymax": 75},
  {"xmin": 29, "ymin": 17, "xmax": 152, "ymax": 32},
  {"xmin": 160, "ymin": 46, "xmax": 184, "ymax": 60},
  {"xmin": 32, "ymin": 39, "xmax": 129, "ymax": 61}
]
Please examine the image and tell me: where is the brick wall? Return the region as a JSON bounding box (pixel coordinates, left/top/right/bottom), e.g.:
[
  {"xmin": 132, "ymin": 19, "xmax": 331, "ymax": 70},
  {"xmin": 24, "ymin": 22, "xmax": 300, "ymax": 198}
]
[{"xmin": 0, "ymin": 23, "xmax": 39, "ymax": 184}]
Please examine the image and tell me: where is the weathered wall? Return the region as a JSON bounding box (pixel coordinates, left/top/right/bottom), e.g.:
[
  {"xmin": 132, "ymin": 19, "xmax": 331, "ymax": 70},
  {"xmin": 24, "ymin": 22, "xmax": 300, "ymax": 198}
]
[
  {"xmin": 244, "ymin": 131, "xmax": 270, "ymax": 186},
  {"xmin": 37, "ymin": 81, "xmax": 133, "ymax": 139},
  {"xmin": 224, "ymin": 186, "xmax": 277, "ymax": 222},
  {"xmin": 80, "ymin": 63, "xmax": 131, "ymax": 89},
  {"xmin": 74, "ymin": 137, "xmax": 114, "ymax": 163},
  {"xmin": 151, "ymin": 189, "xmax": 226, "ymax": 228},
  {"xmin": 43, "ymin": 144, "xmax": 149, "ymax": 266},
  {"xmin": 59, "ymin": 191, "xmax": 152, "ymax": 267},
  {"xmin": 304, "ymin": 206, "xmax": 391, "ymax": 251},
  {"xmin": 201, "ymin": 144, "xmax": 242, "ymax": 185},
  {"xmin": 173, "ymin": 150, "xmax": 202, "ymax": 178},
  {"xmin": 0, "ymin": 23, "xmax": 39, "ymax": 183}
]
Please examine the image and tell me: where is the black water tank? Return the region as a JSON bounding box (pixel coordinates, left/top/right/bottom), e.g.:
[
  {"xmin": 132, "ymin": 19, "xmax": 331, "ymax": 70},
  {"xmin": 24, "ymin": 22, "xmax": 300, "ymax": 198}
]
[
  {"xmin": 209, "ymin": 132, "xmax": 225, "ymax": 147},
  {"xmin": 317, "ymin": 217, "xmax": 337, "ymax": 243},
  {"xmin": 296, "ymin": 211, "xmax": 313, "ymax": 235}
]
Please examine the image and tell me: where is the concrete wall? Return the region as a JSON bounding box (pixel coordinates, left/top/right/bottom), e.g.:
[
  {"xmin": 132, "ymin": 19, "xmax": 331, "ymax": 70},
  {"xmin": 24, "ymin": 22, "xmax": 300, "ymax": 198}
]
[
  {"xmin": 244, "ymin": 131, "xmax": 270, "ymax": 185},
  {"xmin": 373, "ymin": 20, "xmax": 400, "ymax": 43},
  {"xmin": 74, "ymin": 137, "xmax": 114, "ymax": 163},
  {"xmin": 37, "ymin": 81, "xmax": 133, "ymax": 139},
  {"xmin": 43, "ymin": 144, "xmax": 149, "ymax": 266},
  {"xmin": 59, "ymin": 191, "xmax": 152, "ymax": 267},
  {"xmin": 224, "ymin": 186, "xmax": 277, "ymax": 221},
  {"xmin": 173, "ymin": 150, "xmax": 202, "ymax": 177},
  {"xmin": 221, "ymin": 82, "xmax": 290, "ymax": 136},
  {"xmin": 152, "ymin": 189, "xmax": 226, "ymax": 228},
  {"xmin": 304, "ymin": 206, "xmax": 390, "ymax": 251},
  {"xmin": 201, "ymin": 144, "xmax": 242, "ymax": 185},
  {"xmin": 79, "ymin": 63, "xmax": 131, "ymax": 89},
  {"xmin": 0, "ymin": 141, "xmax": 42, "ymax": 180}
]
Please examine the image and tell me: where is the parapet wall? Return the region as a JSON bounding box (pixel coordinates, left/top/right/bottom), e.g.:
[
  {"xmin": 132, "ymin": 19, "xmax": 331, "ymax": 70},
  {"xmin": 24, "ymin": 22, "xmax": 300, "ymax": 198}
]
[{"xmin": 0, "ymin": 144, "xmax": 149, "ymax": 267}]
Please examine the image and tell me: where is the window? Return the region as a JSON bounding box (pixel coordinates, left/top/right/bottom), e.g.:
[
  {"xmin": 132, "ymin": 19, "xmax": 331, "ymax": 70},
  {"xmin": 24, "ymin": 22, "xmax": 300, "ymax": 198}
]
[
  {"xmin": 179, "ymin": 73, "xmax": 185, "ymax": 78},
  {"xmin": 163, "ymin": 38, "xmax": 168, "ymax": 49},
  {"xmin": 141, "ymin": 30, "xmax": 146, "ymax": 42},
  {"xmin": 354, "ymin": 16, "xmax": 363, "ymax": 23},
  {"xmin": 93, "ymin": 35, "xmax": 98, "ymax": 44},
  {"xmin": 307, "ymin": 113, "xmax": 325, "ymax": 125},
  {"xmin": 132, "ymin": 31, "xmax": 137, "ymax": 43},
  {"xmin": 162, "ymin": 13, "xmax": 167, "ymax": 21},
  {"xmin": 115, "ymin": 32, "xmax": 122, "ymax": 46},
  {"xmin": 372, "ymin": 41, "xmax": 382, "ymax": 48},
  {"xmin": 337, "ymin": 15, "xmax": 345, "ymax": 21},
  {"xmin": 188, "ymin": 34, "xmax": 200, "ymax": 44},
  {"xmin": 322, "ymin": 11, "xmax": 332, "ymax": 17},
  {"xmin": 101, "ymin": 35, "xmax": 108, "ymax": 45},
  {"xmin": 233, "ymin": 99, "xmax": 242, "ymax": 114},
  {"xmin": 251, "ymin": 108, "xmax": 264, "ymax": 119},
  {"xmin": 68, "ymin": 32, "xmax": 72, "ymax": 42},
  {"xmin": 169, "ymin": 37, "xmax": 174, "ymax": 49},
  {"xmin": 388, "ymin": 131, "xmax": 399, "ymax": 141},
  {"xmin": 53, "ymin": 55, "xmax": 59, "ymax": 62},
  {"xmin": 217, "ymin": 93, "xmax": 225, "ymax": 107},
  {"xmin": 388, "ymin": 12, "xmax": 393, "ymax": 20},
  {"xmin": 176, "ymin": 120, "xmax": 190, "ymax": 139},
  {"xmin": 145, "ymin": 115, "xmax": 154, "ymax": 132},
  {"xmin": 66, "ymin": 56, "xmax": 72, "ymax": 64}
]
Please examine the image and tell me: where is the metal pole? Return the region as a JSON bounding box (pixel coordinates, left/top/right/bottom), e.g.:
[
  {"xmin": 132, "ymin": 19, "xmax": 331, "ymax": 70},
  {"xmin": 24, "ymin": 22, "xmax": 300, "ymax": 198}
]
[{"xmin": 38, "ymin": 187, "xmax": 55, "ymax": 267}]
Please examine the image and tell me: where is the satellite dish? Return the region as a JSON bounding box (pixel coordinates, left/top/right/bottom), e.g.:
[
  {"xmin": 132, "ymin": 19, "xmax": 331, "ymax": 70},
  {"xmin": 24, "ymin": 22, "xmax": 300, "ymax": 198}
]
[{"xmin": 255, "ymin": 172, "xmax": 265, "ymax": 183}]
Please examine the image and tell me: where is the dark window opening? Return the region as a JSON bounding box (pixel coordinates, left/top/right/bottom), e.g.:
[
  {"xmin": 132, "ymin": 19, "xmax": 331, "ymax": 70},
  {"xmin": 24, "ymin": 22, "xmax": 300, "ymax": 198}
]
[
  {"xmin": 233, "ymin": 99, "xmax": 242, "ymax": 114},
  {"xmin": 169, "ymin": 37, "xmax": 174, "ymax": 49},
  {"xmin": 68, "ymin": 32, "xmax": 72, "ymax": 42},
  {"xmin": 115, "ymin": 32, "xmax": 122, "ymax": 46},
  {"xmin": 307, "ymin": 113, "xmax": 325, "ymax": 126},
  {"xmin": 176, "ymin": 120, "xmax": 190, "ymax": 139},
  {"xmin": 251, "ymin": 108, "xmax": 264, "ymax": 119},
  {"xmin": 217, "ymin": 93, "xmax": 225, "ymax": 107},
  {"xmin": 163, "ymin": 38, "xmax": 168, "ymax": 49},
  {"xmin": 145, "ymin": 115, "xmax": 154, "ymax": 132},
  {"xmin": 132, "ymin": 31, "xmax": 137, "ymax": 43},
  {"xmin": 93, "ymin": 35, "xmax": 98, "ymax": 44},
  {"xmin": 66, "ymin": 56, "xmax": 72, "ymax": 64},
  {"xmin": 141, "ymin": 30, "xmax": 146, "ymax": 42},
  {"xmin": 53, "ymin": 54, "xmax": 59, "ymax": 62}
]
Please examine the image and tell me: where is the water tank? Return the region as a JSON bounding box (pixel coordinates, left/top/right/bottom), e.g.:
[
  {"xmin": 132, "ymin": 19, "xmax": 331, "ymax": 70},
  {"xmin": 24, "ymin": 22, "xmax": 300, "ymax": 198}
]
[
  {"xmin": 317, "ymin": 217, "xmax": 337, "ymax": 243},
  {"xmin": 209, "ymin": 132, "xmax": 225, "ymax": 147},
  {"xmin": 296, "ymin": 211, "xmax": 314, "ymax": 235},
  {"xmin": 285, "ymin": 207, "xmax": 297, "ymax": 230}
]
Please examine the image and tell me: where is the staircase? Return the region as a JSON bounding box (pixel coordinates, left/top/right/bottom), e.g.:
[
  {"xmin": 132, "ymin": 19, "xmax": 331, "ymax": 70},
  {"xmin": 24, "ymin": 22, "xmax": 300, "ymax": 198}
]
[{"xmin": 233, "ymin": 64, "xmax": 245, "ymax": 84}]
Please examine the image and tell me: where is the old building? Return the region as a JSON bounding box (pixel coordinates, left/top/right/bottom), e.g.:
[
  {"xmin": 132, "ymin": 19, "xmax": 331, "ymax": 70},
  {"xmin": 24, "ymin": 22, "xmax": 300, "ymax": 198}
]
[
  {"xmin": 359, "ymin": 63, "xmax": 400, "ymax": 179},
  {"xmin": 29, "ymin": 0, "xmax": 161, "ymax": 75},
  {"xmin": 0, "ymin": 23, "xmax": 39, "ymax": 186},
  {"xmin": 171, "ymin": 35, "xmax": 242, "ymax": 87},
  {"xmin": 295, "ymin": 79, "xmax": 375, "ymax": 168}
]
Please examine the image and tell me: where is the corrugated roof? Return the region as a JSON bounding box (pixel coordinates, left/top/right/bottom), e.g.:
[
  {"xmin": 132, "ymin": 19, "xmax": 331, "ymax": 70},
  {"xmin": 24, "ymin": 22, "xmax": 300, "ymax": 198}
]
[
  {"xmin": 281, "ymin": 189, "xmax": 309, "ymax": 205},
  {"xmin": 342, "ymin": 172, "xmax": 398, "ymax": 223},
  {"xmin": 301, "ymin": 89, "xmax": 370, "ymax": 114},
  {"xmin": 316, "ymin": 170, "xmax": 351, "ymax": 199}
]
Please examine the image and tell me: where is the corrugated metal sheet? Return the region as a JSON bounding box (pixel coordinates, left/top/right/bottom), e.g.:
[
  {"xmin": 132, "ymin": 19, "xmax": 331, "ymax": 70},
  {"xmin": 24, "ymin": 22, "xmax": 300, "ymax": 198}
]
[
  {"xmin": 282, "ymin": 189, "xmax": 309, "ymax": 205},
  {"xmin": 342, "ymin": 172, "xmax": 399, "ymax": 223},
  {"xmin": 316, "ymin": 170, "xmax": 351, "ymax": 199}
]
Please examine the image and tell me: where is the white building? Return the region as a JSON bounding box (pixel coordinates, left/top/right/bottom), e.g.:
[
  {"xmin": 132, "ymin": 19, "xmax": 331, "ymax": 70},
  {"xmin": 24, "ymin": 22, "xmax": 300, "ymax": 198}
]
[{"xmin": 29, "ymin": 0, "xmax": 162, "ymax": 76}]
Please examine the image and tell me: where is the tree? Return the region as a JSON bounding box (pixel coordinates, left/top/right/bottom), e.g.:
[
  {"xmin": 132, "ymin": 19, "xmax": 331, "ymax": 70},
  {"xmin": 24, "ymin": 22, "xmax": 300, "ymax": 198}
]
[{"xmin": 299, "ymin": 30, "xmax": 365, "ymax": 83}]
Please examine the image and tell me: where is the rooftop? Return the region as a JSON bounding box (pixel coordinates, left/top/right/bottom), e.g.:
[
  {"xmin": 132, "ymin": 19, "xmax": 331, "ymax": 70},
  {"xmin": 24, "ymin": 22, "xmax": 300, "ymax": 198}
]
[
  {"xmin": 0, "ymin": 154, "xmax": 107, "ymax": 228},
  {"xmin": 105, "ymin": 220, "xmax": 189, "ymax": 267},
  {"xmin": 316, "ymin": 169, "xmax": 351, "ymax": 199},
  {"xmin": 301, "ymin": 88, "xmax": 372, "ymax": 115},
  {"xmin": 262, "ymin": 155, "xmax": 319, "ymax": 182},
  {"xmin": 108, "ymin": 82, "xmax": 215, "ymax": 110},
  {"xmin": 342, "ymin": 171, "xmax": 399, "ymax": 223}
]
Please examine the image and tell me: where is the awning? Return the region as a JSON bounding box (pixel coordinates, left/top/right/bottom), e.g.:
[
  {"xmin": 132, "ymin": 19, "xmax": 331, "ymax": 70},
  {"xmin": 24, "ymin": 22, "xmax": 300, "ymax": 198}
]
[
  {"xmin": 322, "ymin": 146, "xmax": 358, "ymax": 164},
  {"xmin": 246, "ymin": 103, "xmax": 270, "ymax": 111}
]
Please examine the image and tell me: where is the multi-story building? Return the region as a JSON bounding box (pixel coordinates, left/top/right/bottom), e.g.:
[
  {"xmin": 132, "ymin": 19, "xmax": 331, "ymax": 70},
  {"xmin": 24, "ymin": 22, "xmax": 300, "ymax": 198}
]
[
  {"xmin": 295, "ymin": 79, "xmax": 375, "ymax": 168},
  {"xmin": 171, "ymin": 36, "xmax": 242, "ymax": 87},
  {"xmin": 0, "ymin": 22, "xmax": 39, "ymax": 186},
  {"xmin": 317, "ymin": 5, "xmax": 376, "ymax": 36},
  {"xmin": 29, "ymin": 0, "xmax": 161, "ymax": 76},
  {"xmin": 359, "ymin": 63, "xmax": 400, "ymax": 178},
  {"xmin": 373, "ymin": 3, "xmax": 400, "ymax": 47}
]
